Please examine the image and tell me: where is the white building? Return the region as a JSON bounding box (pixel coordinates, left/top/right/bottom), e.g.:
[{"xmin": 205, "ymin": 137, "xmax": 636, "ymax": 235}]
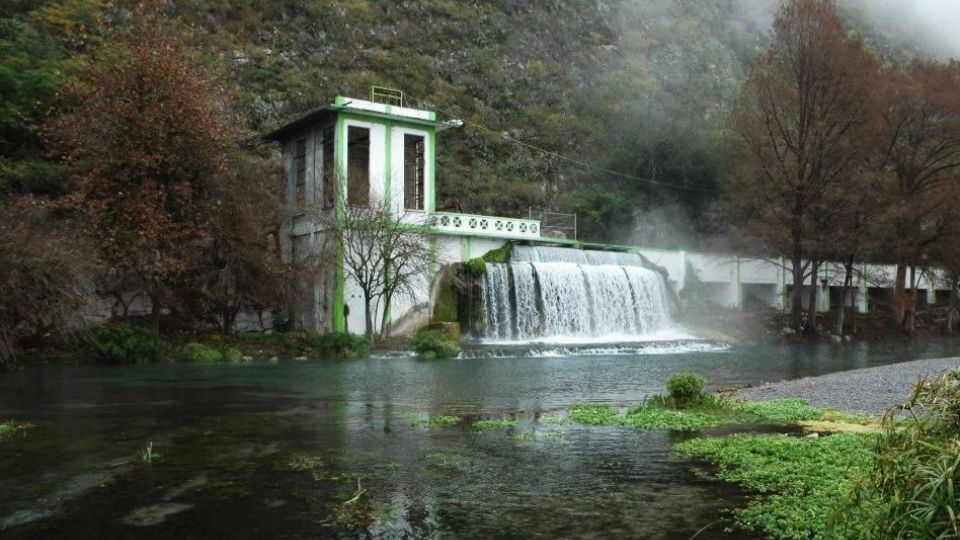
[{"xmin": 266, "ymin": 91, "xmax": 949, "ymax": 336}]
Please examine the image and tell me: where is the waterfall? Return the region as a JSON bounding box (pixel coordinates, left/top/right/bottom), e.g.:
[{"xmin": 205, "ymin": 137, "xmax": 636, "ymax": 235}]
[{"xmin": 479, "ymin": 246, "xmax": 673, "ymax": 341}]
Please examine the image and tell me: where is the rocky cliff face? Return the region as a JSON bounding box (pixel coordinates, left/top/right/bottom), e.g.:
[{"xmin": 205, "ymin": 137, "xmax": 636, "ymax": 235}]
[{"xmin": 175, "ymin": 0, "xmax": 937, "ymax": 242}]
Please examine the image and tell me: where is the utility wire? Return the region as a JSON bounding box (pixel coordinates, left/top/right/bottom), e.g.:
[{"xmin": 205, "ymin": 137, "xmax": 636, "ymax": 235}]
[{"xmin": 407, "ymin": 95, "xmax": 720, "ymax": 193}]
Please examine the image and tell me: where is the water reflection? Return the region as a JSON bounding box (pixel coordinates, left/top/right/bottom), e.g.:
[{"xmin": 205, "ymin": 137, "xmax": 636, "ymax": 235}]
[{"xmin": 1, "ymin": 337, "xmax": 958, "ymax": 538}]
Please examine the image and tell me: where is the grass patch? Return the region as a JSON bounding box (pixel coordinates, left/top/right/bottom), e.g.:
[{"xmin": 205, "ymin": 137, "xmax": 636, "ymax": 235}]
[
  {"xmin": 676, "ymin": 433, "xmax": 877, "ymax": 539},
  {"xmin": 471, "ymin": 419, "xmax": 518, "ymax": 431}
]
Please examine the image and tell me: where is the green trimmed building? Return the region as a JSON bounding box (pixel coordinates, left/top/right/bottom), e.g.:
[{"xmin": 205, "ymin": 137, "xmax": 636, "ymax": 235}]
[{"xmin": 266, "ymin": 93, "xmax": 541, "ymax": 335}]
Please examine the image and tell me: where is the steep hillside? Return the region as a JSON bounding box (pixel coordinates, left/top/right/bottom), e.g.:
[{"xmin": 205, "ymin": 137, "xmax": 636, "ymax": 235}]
[{"xmin": 2, "ymin": 0, "xmax": 946, "ymax": 243}]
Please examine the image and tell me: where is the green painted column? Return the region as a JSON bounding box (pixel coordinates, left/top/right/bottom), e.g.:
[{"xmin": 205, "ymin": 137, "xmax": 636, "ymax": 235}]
[
  {"xmin": 333, "ymin": 116, "xmax": 347, "ymax": 333},
  {"xmin": 383, "ymin": 122, "xmax": 393, "ymax": 211},
  {"xmin": 426, "ymin": 129, "xmax": 436, "ymax": 213}
]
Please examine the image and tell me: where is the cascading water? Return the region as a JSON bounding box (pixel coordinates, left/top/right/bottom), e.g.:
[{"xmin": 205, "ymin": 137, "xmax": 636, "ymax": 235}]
[{"xmin": 480, "ymin": 246, "xmax": 675, "ymax": 342}]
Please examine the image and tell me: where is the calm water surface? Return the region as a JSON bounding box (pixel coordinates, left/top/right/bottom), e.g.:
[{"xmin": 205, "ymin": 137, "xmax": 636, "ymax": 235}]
[{"xmin": 1, "ymin": 338, "xmax": 958, "ymax": 539}]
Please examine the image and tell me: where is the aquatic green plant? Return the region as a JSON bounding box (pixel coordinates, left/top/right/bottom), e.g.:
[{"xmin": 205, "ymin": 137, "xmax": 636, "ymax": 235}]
[
  {"xmin": 538, "ymin": 415, "xmax": 566, "ymax": 425},
  {"xmin": 413, "ymin": 330, "xmax": 460, "ymax": 360},
  {"xmin": 566, "ymin": 397, "xmax": 835, "ymax": 432},
  {"xmin": 568, "ymin": 404, "xmax": 619, "ymax": 425},
  {"xmin": 91, "ymin": 322, "xmax": 162, "ymax": 363},
  {"xmin": 284, "ymin": 454, "xmax": 325, "ymax": 471},
  {"xmin": 325, "ymin": 475, "xmax": 374, "ymax": 530},
  {"xmin": 181, "ymin": 342, "xmax": 223, "ymax": 363},
  {"xmin": 666, "ymin": 372, "xmax": 706, "ymax": 408},
  {"xmin": 623, "ymin": 406, "xmax": 728, "ymax": 431},
  {"xmin": 343, "ymin": 476, "xmax": 365, "ymax": 505},
  {"xmin": 141, "ymin": 441, "xmax": 161, "ymax": 464},
  {"xmin": 515, "ymin": 432, "xmax": 563, "ymax": 442},
  {"xmin": 400, "ymin": 412, "xmax": 462, "ymax": 429},
  {"xmin": 677, "ymin": 433, "xmax": 877, "ymax": 539},
  {"xmin": 741, "ymin": 398, "xmax": 824, "ymax": 422},
  {"xmin": 0, "ymin": 420, "xmax": 28, "ymax": 440},
  {"xmin": 471, "ymin": 418, "xmax": 518, "ymax": 431},
  {"xmin": 427, "ymin": 415, "xmax": 462, "ymax": 428}
]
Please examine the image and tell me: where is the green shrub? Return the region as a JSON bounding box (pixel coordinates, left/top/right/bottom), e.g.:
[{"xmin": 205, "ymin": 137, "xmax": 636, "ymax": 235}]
[
  {"xmin": 224, "ymin": 347, "xmax": 244, "ymax": 363},
  {"xmin": 666, "ymin": 372, "xmax": 706, "ymax": 408},
  {"xmin": 464, "ymin": 257, "xmax": 486, "ymax": 276},
  {"xmin": 299, "ymin": 332, "xmax": 370, "ymax": 359},
  {"xmin": 181, "ymin": 342, "xmax": 222, "ymax": 363},
  {"xmin": 270, "ymin": 310, "xmax": 291, "ymax": 333},
  {"xmin": 276, "ymin": 331, "xmax": 369, "ymax": 359},
  {"xmin": 0, "ymin": 420, "xmax": 28, "ymax": 440},
  {"xmin": 91, "ymin": 322, "xmax": 162, "ymax": 363},
  {"xmin": 413, "ymin": 329, "xmax": 461, "ymax": 360}
]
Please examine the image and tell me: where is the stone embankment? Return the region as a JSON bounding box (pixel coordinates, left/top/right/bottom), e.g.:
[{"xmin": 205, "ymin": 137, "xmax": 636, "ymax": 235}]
[{"xmin": 735, "ymin": 357, "xmax": 960, "ymax": 416}]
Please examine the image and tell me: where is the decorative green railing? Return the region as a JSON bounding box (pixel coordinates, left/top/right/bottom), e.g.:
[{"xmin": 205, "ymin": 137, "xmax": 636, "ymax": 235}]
[{"xmin": 430, "ymin": 212, "xmax": 540, "ymax": 239}]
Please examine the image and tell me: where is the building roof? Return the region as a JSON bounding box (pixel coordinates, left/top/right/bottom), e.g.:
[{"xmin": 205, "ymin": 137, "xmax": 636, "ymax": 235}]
[{"xmin": 264, "ymin": 96, "xmax": 460, "ymax": 142}]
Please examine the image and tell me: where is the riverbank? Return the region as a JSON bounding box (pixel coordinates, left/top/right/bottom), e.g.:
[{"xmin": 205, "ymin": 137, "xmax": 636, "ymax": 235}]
[
  {"xmin": 685, "ymin": 306, "xmax": 952, "ymax": 346},
  {"xmin": 735, "ymin": 356, "xmax": 960, "ymax": 415}
]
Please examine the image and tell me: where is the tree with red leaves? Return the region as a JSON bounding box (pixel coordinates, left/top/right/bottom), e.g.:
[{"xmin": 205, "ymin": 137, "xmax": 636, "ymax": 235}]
[
  {"xmin": 45, "ymin": 7, "xmax": 242, "ymax": 333},
  {"xmin": 723, "ymin": 0, "xmax": 877, "ymax": 333},
  {"xmin": 872, "ymin": 61, "xmax": 960, "ymax": 334}
]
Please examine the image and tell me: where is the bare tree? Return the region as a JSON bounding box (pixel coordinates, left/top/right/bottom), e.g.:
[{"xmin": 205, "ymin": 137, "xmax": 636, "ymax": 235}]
[
  {"xmin": 177, "ymin": 152, "xmax": 284, "ymax": 333},
  {"xmin": 0, "ymin": 197, "xmax": 95, "ymax": 369},
  {"xmin": 723, "ymin": 0, "xmax": 877, "ymax": 332},
  {"xmin": 323, "ymin": 202, "xmax": 430, "ymax": 341}
]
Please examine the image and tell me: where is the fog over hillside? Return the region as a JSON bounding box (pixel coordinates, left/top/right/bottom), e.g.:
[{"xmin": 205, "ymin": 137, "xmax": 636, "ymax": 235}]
[{"xmin": 737, "ymin": 0, "xmax": 960, "ymax": 59}]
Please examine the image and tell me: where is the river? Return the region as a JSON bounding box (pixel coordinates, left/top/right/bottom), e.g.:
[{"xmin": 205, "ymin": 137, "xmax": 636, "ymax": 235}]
[{"xmin": 2, "ymin": 338, "xmax": 959, "ymax": 539}]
